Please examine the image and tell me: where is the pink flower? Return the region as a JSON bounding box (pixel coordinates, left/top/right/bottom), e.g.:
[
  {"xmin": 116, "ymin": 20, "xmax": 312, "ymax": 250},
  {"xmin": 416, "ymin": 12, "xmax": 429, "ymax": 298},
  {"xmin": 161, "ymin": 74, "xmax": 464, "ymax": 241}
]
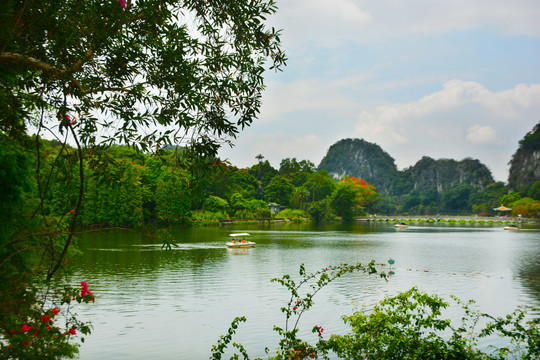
[
  {"xmin": 119, "ymin": 0, "xmax": 127, "ymax": 9},
  {"xmin": 80, "ymin": 281, "xmax": 94, "ymax": 299}
]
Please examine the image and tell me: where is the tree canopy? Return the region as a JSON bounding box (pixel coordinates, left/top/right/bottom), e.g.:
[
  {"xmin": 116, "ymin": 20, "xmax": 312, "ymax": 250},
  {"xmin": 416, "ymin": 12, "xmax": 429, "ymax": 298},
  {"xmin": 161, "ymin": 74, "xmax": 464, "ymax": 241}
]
[
  {"xmin": 1, "ymin": 0, "xmax": 285, "ymax": 154},
  {"xmin": 0, "ymin": 1, "xmax": 286, "ymax": 357}
]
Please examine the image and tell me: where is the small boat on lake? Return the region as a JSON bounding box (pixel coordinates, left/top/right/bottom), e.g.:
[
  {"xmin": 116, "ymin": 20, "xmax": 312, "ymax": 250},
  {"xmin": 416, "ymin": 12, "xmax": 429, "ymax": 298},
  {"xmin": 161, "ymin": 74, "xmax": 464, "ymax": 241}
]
[
  {"xmin": 503, "ymin": 224, "xmax": 519, "ymax": 230},
  {"xmin": 394, "ymin": 222, "xmax": 408, "ymax": 228},
  {"xmin": 226, "ymin": 233, "xmax": 255, "ymax": 248}
]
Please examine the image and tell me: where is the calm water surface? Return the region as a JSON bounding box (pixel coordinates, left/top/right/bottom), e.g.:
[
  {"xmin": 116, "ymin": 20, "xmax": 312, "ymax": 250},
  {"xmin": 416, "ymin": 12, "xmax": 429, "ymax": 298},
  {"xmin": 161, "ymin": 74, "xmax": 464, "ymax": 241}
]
[{"xmin": 71, "ymin": 222, "xmax": 540, "ymax": 359}]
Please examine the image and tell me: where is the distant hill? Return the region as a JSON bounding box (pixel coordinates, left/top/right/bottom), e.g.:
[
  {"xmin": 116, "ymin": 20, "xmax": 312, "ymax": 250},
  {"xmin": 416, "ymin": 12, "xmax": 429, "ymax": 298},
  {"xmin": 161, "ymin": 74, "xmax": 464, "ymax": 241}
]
[
  {"xmin": 507, "ymin": 121, "xmax": 540, "ymax": 192},
  {"xmin": 400, "ymin": 156, "xmax": 494, "ymax": 195},
  {"xmin": 318, "ymin": 138, "xmax": 494, "ymax": 196},
  {"xmin": 317, "ymin": 138, "xmax": 398, "ymax": 192}
]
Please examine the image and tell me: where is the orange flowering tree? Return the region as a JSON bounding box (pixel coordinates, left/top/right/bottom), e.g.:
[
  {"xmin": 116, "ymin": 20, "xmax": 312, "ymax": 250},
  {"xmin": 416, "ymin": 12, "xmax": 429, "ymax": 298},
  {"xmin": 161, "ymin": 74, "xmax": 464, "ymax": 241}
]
[
  {"xmin": 511, "ymin": 198, "xmax": 540, "ymax": 218},
  {"xmin": 330, "ymin": 177, "xmax": 379, "ymax": 221},
  {"xmin": 342, "ymin": 176, "xmax": 379, "ymax": 211}
]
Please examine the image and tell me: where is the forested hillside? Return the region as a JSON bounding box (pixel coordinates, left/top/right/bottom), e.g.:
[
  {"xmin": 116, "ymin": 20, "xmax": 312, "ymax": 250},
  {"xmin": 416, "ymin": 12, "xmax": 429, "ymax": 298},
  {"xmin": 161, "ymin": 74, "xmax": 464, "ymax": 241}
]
[
  {"xmin": 317, "ymin": 136, "xmax": 538, "ymax": 216},
  {"xmin": 508, "ymin": 121, "xmax": 540, "ymax": 194}
]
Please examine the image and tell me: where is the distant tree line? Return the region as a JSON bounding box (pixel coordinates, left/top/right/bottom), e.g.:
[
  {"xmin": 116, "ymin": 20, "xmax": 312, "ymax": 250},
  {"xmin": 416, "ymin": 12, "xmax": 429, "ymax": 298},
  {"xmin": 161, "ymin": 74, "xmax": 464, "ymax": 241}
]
[{"xmin": 3, "ymin": 137, "xmax": 537, "ymax": 232}]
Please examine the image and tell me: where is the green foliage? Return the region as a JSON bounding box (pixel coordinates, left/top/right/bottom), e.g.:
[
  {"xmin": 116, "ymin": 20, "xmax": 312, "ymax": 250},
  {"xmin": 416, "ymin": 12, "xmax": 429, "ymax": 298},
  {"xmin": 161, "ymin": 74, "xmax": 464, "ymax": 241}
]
[
  {"xmin": 508, "ymin": 121, "xmax": 540, "ymax": 191},
  {"xmin": 328, "ymin": 177, "xmax": 379, "ymax": 221},
  {"xmin": 276, "ymin": 209, "xmax": 308, "ymax": 219},
  {"xmin": 304, "ymin": 171, "xmax": 337, "ymax": 203},
  {"xmin": 1, "ymin": 0, "xmax": 286, "ymax": 155},
  {"xmin": 210, "ymin": 316, "xmax": 249, "ymax": 360},
  {"xmin": 209, "ymin": 262, "xmax": 385, "ymax": 360},
  {"xmin": 210, "ymin": 264, "xmax": 539, "ymax": 360},
  {"xmin": 510, "ymin": 197, "xmax": 540, "ymax": 218},
  {"xmin": 292, "ymin": 187, "xmax": 310, "ymax": 210},
  {"xmin": 1, "ymin": 0, "xmax": 286, "ymax": 357},
  {"xmin": 327, "ymin": 288, "xmax": 540, "ymax": 360},
  {"xmin": 527, "ymin": 181, "xmax": 540, "ymax": 200},
  {"xmin": 500, "ymin": 191, "xmax": 522, "ymax": 207},
  {"xmin": 204, "ymin": 196, "xmax": 231, "ymax": 214},
  {"xmin": 441, "ymin": 184, "xmax": 473, "ymax": 214},
  {"xmin": 279, "ymin": 158, "xmax": 316, "ymax": 175},
  {"xmin": 265, "ymin": 176, "xmax": 295, "ymax": 207},
  {"xmin": 308, "ymin": 199, "xmax": 334, "ymax": 223},
  {"xmin": 0, "ymin": 136, "xmax": 32, "ymax": 215},
  {"xmin": 155, "ymin": 168, "xmax": 192, "ymax": 224},
  {"xmin": 250, "ymin": 159, "xmax": 278, "ymax": 183},
  {"xmin": 330, "ymin": 183, "xmax": 357, "ymax": 221},
  {"xmin": 192, "ymin": 210, "xmax": 228, "ymax": 223},
  {"xmin": 0, "ymin": 282, "xmax": 95, "ymax": 359}
]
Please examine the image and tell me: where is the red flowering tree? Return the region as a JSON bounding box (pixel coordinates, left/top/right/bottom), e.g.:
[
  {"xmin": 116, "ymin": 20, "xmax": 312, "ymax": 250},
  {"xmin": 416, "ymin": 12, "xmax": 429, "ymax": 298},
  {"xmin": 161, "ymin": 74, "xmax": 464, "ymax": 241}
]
[
  {"xmin": 330, "ymin": 176, "xmax": 379, "ymax": 221},
  {"xmin": 511, "ymin": 197, "xmax": 540, "ymax": 218},
  {"xmin": 341, "ymin": 176, "xmax": 379, "ymax": 212}
]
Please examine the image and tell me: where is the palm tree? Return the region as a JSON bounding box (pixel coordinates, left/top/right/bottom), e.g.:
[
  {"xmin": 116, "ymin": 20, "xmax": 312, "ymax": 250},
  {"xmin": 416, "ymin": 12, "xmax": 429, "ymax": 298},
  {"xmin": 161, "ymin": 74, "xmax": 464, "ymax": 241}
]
[{"xmin": 256, "ymin": 154, "xmax": 264, "ymax": 179}]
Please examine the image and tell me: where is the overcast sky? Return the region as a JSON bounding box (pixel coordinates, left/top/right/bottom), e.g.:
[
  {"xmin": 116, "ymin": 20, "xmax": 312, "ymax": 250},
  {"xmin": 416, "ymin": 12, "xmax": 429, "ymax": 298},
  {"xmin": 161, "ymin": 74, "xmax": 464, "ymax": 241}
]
[{"xmin": 218, "ymin": 0, "xmax": 540, "ymax": 182}]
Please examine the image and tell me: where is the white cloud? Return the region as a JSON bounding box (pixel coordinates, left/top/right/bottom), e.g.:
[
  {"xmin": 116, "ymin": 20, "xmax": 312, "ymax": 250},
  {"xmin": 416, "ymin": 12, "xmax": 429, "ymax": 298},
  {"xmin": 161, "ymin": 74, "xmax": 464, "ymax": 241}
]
[
  {"xmin": 272, "ymin": 0, "xmax": 540, "ymax": 48},
  {"xmin": 260, "ymin": 73, "xmax": 373, "ymax": 122},
  {"xmin": 352, "ymin": 80, "xmax": 540, "ymax": 180},
  {"xmin": 466, "ymin": 125, "xmax": 498, "ymax": 144}
]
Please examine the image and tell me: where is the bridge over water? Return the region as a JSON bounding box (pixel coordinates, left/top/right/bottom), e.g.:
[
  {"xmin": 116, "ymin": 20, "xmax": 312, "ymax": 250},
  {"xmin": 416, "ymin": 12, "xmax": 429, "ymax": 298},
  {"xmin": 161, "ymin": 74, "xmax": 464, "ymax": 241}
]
[{"xmin": 356, "ymin": 215, "xmax": 538, "ymax": 224}]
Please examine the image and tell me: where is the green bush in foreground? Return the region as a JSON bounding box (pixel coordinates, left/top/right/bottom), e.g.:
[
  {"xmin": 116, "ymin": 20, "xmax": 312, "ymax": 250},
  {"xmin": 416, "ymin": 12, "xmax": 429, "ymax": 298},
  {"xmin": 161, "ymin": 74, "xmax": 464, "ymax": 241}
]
[
  {"xmin": 327, "ymin": 287, "xmax": 539, "ymax": 359},
  {"xmin": 211, "ymin": 263, "xmax": 540, "ymax": 360}
]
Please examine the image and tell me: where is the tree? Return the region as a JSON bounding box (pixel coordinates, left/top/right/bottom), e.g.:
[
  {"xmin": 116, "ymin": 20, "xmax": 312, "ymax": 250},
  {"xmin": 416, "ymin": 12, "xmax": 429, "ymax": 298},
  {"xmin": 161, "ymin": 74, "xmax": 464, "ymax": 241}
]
[
  {"xmin": 1, "ymin": 0, "xmax": 285, "ymax": 356},
  {"xmin": 341, "ymin": 176, "xmax": 379, "ymax": 214},
  {"xmin": 330, "ymin": 183, "xmax": 357, "ymax": 221},
  {"xmin": 155, "ymin": 167, "xmax": 192, "ymax": 224},
  {"xmin": 249, "ymin": 159, "xmax": 278, "ymax": 183},
  {"xmin": 279, "ymin": 158, "xmax": 316, "ymax": 176},
  {"xmin": 329, "ymin": 177, "xmax": 379, "ymax": 220},
  {"xmin": 1, "ymin": 0, "xmax": 285, "ymax": 153},
  {"xmin": 308, "ymin": 199, "xmax": 333, "ymax": 223},
  {"xmin": 229, "ymin": 169, "xmax": 260, "ymax": 199},
  {"xmin": 255, "ymin": 154, "xmax": 265, "ymax": 179},
  {"xmin": 527, "ymin": 181, "xmax": 540, "ymax": 200},
  {"xmin": 204, "ymin": 195, "xmax": 230, "ymax": 214},
  {"xmin": 292, "ymin": 186, "xmax": 310, "ymax": 211},
  {"xmin": 265, "ymin": 175, "xmax": 294, "ymax": 207},
  {"xmin": 500, "ymin": 191, "xmax": 522, "ymax": 208},
  {"xmin": 441, "ymin": 184, "xmax": 473, "ymax": 214},
  {"xmin": 304, "ymin": 171, "xmax": 336, "ymax": 202},
  {"xmin": 510, "ymin": 197, "xmax": 540, "ymax": 218}
]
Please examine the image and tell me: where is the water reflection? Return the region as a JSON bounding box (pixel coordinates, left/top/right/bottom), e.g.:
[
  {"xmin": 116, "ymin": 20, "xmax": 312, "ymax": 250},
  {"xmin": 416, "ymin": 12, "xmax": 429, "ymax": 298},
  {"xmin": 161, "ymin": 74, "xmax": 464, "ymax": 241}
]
[{"xmin": 72, "ymin": 222, "xmax": 540, "ymax": 359}]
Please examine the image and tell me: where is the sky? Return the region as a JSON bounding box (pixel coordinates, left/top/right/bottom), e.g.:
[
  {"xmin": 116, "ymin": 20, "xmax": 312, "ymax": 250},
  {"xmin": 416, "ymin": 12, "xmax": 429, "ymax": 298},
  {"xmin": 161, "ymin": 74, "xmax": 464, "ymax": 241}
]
[{"xmin": 218, "ymin": 0, "xmax": 540, "ymax": 182}]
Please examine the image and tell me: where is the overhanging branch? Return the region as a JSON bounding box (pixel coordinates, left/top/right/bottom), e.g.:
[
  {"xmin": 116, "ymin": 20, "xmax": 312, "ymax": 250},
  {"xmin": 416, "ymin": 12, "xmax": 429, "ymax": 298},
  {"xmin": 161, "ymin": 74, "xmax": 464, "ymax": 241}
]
[{"xmin": 0, "ymin": 52, "xmax": 60, "ymax": 74}]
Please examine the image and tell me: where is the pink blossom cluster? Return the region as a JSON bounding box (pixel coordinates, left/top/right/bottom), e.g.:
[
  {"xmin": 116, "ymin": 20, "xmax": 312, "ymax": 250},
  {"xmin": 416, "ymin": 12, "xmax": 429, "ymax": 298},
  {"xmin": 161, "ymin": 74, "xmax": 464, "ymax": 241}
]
[{"xmin": 80, "ymin": 281, "xmax": 94, "ymax": 301}]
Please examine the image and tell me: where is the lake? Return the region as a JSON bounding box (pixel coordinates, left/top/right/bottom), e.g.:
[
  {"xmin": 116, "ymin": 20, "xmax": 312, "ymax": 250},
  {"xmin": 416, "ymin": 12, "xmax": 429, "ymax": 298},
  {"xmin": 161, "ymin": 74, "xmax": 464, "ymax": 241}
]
[{"xmin": 71, "ymin": 222, "xmax": 540, "ymax": 359}]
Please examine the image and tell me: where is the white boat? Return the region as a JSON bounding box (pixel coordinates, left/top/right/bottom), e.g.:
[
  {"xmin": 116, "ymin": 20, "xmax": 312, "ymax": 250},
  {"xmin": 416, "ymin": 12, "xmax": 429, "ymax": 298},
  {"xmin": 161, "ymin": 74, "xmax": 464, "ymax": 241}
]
[
  {"xmin": 394, "ymin": 222, "xmax": 408, "ymax": 228},
  {"xmin": 503, "ymin": 224, "xmax": 519, "ymax": 231},
  {"xmin": 226, "ymin": 233, "xmax": 255, "ymax": 248}
]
